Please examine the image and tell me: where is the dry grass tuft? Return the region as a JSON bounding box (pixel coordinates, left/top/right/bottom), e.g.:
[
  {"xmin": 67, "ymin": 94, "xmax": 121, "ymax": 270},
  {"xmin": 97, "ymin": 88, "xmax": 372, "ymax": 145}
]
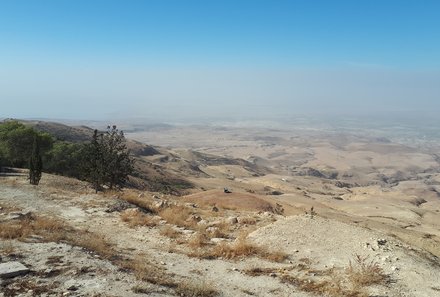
[
  {"xmin": 159, "ymin": 205, "xmax": 194, "ymax": 228},
  {"xmin": 280, "ymin": 274, "xmax": 368, "ymax": 297},
  {"xmin": 0, "ymin": 240, "xmax": 16, "ymax": 256},
  {"xmin": 119, "ymin": 191, "xmax": 157, "ymax": 214},
  {"xmin": 131, "ymin": 284, "xmax": 153, "ymax": 294},
  {"xmin": 211, "ymin": 238, "xmax": 261, "ymax": 259},
  {"xmin": 0, "ymin": 215, "xmax": 66, "ymax": 241},
  {"xmin": 120, "ymin": 209, "xmax": 158, "ymax": 228},
  {"xmin": 188, "ymin": 232, "xmax": 209, "ymax": 249},
  {"xmin": 160, "ymin": 225, "xmax": 181, "ymax": 238},
  {"xmin": 264, "ymin": 250, "xmax": 289, "ymax": 262},
  {"xmin": 191, "ymin": 235, "xmax": 287, "ymax": 262},
  {"xmin": 346, "ymin": 254, "xmax": 388, "ymax": 287},
  {"xmin": 238, "ymin": 217, "xmax": 257, "ymax": 225},
  {"xmin": 195, "ymin": 222, "xmax": 229, "ymax": 239},
  {"xmin": 71, "ymin": 232, "xmax": 114, "ymax": 259},
  {"xmin": 248, "ymin": 254, "xmax": 386, "ymax": 297},
  {"xmin": 175, "ymin": 280, "xmax": 219, "ymax": 297},
  {"xmin": 120, "ymin": 255, "xmax": 177, "ymax": 288},
  {"xmin": 1, "ymin": 279, "xmax": 58, "ymax": 296},
  {"xmin": 0, "ymin": 214, "xmax": 118, "ymax": 260}
]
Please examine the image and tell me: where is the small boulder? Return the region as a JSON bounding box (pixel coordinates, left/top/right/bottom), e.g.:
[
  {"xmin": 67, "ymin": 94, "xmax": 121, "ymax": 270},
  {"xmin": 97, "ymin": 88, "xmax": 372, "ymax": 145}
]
[
  {"xmin": 0, "ymin": 262, "xmax": 29, "ymax": 279},
  {"xmin": 377, "ymin": 239, "xmax": 387, "ymax": 246},
  {"xmin": 153, "ymin": 200, "xmax": 169, "ymax": 209},
  {"xmin": 186, "ymin": 215, "xmax": 202, "ymax": 223},
  {"xmin": 185, "ymin": 203, "xmax": 198, "ymax": 208},
  {"xmin": 226, "ymin": 217, "xmax": 238, "ymax": 224}
]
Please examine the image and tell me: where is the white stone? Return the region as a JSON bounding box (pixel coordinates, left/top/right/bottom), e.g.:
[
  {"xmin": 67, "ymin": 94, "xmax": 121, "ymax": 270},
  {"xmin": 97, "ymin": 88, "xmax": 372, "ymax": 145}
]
[{"xmin": 0, "ymin": 262, "xmax": 30, "ymax": 279}]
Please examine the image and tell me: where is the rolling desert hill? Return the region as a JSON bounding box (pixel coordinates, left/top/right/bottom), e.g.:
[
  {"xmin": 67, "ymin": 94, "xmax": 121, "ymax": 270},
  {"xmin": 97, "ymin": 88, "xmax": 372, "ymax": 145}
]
[{"xmin": 1, "ymin": 119, "xmax": 440, "ymax": 296}]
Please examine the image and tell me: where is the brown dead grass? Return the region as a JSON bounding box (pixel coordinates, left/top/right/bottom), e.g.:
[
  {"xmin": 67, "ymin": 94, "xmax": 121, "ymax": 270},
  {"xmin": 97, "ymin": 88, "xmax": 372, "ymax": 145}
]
[
  {"xmin": 0, "ymin": 214, "xmax": 117, "ymax": 260},
  {"xmin": 159, "ymin": 205, "xmax": 194, "ymax": 228},
  {"xmin": 71, "ymin": 232, "xmax": 114, "ymax": 259},
  {"xmin": 0, "ymin": 215, "xmax": 66, "ymax": 241},
  {"xmin": 196, "ymin": 221, "xmax": 230, "ymax": 239},
  {"xmin": 160, "ymin": 225, "xmax": 181, "ymax": 238},
  {"xmin": 238, "ymin": 217, "xmax": 257, "ymax": 225},
  {"xmin": 247, "ymin": 255, "xmax": 387, "ymax": 297},
  {"xmin": 1, "ymin": 279, "xmax": 58, "ymax": 296},
  {"xmin": 0, "ymin": 240, "xmax": 16, "ymax": 256},
  {"xmin": 182, "ymin": 190, "xmax": 275, "ymax": 212},
  {"xmin": 280, "ymin": 275, "xmax": 369, "ymax": 297},
  {"xmin": 120, "ymin": 210, "xmax": 158, "ymax": 228},
  {"xmin": 175, "ymin": 280, "xmax": 219, "ymax": 297},
  {"xmin": 190, "ymin": 235, "xmax": 287, "ymax": 262},
  {"xmin": 120, "ymin": 255, "xmax": 177, "ymax": 288},
  {"xmin": 119, "ymin": 191, "xmax": 157, "ymax": 214},
  {"xmin": 188, "ymin": 232, "xmax": 209, "ymax": 249},
  {"xmin": 346, "ymin": 254, "xmax": 388, "ymax": 287},
  {"xmin": 281, "ymin": 274, "xmax": 368, "ymax": 297}
]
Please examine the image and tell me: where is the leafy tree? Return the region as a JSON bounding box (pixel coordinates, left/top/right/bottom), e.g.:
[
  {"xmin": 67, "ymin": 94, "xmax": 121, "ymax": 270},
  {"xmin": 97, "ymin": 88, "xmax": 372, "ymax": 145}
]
[
  {"xmin": 82, "ymin": 126, "xmax": 134, "ymax": 192},
  {"xmin": 29, "ymin": 135, "xmax": 43, "ymax": 185},
  {"xmin": 44, "ymin": 141, "xmax": 85, "ymax": 178},
  {"xmin": 103, "ymin": 125, "xmax": 134, "ymax": 190},
  {"xmin": 0, "ymin": 121, "xmax": 53, "ymax": 168}
]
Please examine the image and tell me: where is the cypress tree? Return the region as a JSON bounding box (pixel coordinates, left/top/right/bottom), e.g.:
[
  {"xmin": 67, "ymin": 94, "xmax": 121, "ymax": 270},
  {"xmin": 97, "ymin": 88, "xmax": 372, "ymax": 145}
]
[
  {"xmin": 29, "ymin": 135, "xmax": 42, "ymax": 185},
  {"xmin": 82, "ymin": 129, "xmax": 105, "ymax": 192}
]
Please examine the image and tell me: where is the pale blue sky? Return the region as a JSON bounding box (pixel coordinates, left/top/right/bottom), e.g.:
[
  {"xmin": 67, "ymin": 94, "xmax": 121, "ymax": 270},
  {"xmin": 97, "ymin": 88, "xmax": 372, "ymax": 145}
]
[{"xmin": 0, "ymin": 0, "xmax": 439, "ymax": 120}]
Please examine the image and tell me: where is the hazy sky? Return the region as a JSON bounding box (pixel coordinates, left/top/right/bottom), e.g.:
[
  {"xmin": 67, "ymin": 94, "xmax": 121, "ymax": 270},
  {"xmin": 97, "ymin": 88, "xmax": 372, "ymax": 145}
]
[{"xmin": 0, "ymin": 0, "xmax": 439, "ymax": 120}]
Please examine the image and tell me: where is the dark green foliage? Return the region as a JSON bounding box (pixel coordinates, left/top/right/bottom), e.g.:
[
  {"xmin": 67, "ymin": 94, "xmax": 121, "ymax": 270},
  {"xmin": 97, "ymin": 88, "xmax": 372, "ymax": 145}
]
[
  {"xmin": 82, "ymin": 129, "xmax": 106, "ymax": 192},
  {"xmin": 83, "ymin": 126, "xmax": 134, "ymax": 192},
  {"xmin": 0, "ymin": 121, "xmax": 134, "ymax": 190},
  {"xmin": 0, "ymin": 121, "xmax": 53, "ymax": 168},
  {"xmin": 29, "ymin": 135, "xmax": 43, "ymax": 185},
  {"xmin": 43, "ymin": 141, "xmax": 86, "ymax": 178}
]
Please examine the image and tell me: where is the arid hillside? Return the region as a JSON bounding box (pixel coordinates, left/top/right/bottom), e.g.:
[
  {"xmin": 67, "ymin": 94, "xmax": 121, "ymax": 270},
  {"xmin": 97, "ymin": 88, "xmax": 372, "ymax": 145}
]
[{"xmin": 1, "ymin": 121, "xmax": 440, "ymax": 296}]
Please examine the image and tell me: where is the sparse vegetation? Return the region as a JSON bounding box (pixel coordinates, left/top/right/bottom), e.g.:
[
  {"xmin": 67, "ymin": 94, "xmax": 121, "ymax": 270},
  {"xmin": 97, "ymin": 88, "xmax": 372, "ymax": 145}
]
[
  {"xmin": 160, "ymin": 225, "xmax": 181, "ymax": 238},
  {"xmin": 189, "ymin": 234, "xmax": 287, "ymax": 262},
  {"xmin": 1, "ymin": 279, "xmax": 58, "ymax": 296},
  {"xmin": 188, "ymin": 232, "xmax": 209, "ymax": 249},
  {"xmin": 132, "ymin": 284, "xmax": 153, "ymax": 294},
  {"xmin": 0, "ymin": 240, "xmax": 16, "ymax": 256},
  {"xmin": 0, "ymin": 214, "xmax": 65, "ymax": 240},
  {"xmin": 120, "ymin": 209, "xmax": 158, "ymax": 228},
  {"xmin": 0, "ymin": 213, "xmax": 117, "ymax": 260},
  {"xmin": 119, "ymin": 191, "xmax": 157, "ymax": 213},
  {"xmin": 159, "ymin": 205, "xmax": 194, "ymax": 228},
  {"xmin": 175, "ymin": 280, "xmax": 219, "ymax": 297},
  {"xmin": 346, "ymin": 254, "xmax": 387, "ymax": 287},
  {"xmin": 245, "ymin": 254, "xmax": 387, "ymax": 297},
  {"xmin": 121, "ymin": 255, "xmax": 177, "ymax": 288}
]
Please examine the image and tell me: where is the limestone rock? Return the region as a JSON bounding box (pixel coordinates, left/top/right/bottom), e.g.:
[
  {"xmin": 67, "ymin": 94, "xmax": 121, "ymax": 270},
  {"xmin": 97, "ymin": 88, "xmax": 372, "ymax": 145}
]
[{"xmin": 0, "ymin": 261, "xmax": 30, "ymax": 279}]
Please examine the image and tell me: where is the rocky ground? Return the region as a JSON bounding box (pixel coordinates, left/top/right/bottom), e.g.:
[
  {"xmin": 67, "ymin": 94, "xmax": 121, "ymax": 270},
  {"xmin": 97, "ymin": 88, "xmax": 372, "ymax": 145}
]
[
  {"xmin": 1, "ymin": 121, "xmax": 440, "ymax": 296},
  {"xmin": 1, "ymin": 173, "xmax": 440, "ymax": 297}
]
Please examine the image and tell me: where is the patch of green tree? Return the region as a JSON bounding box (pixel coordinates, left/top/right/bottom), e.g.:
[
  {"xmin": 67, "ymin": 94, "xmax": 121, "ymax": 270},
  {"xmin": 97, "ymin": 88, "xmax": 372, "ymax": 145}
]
[
  {"xmin": 0, "ymin": 121, "xmax": 134, "ymax": 190},
  {"xmin": 0, "ymin": 121, "xmax": 53, "ymax": 168}
]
